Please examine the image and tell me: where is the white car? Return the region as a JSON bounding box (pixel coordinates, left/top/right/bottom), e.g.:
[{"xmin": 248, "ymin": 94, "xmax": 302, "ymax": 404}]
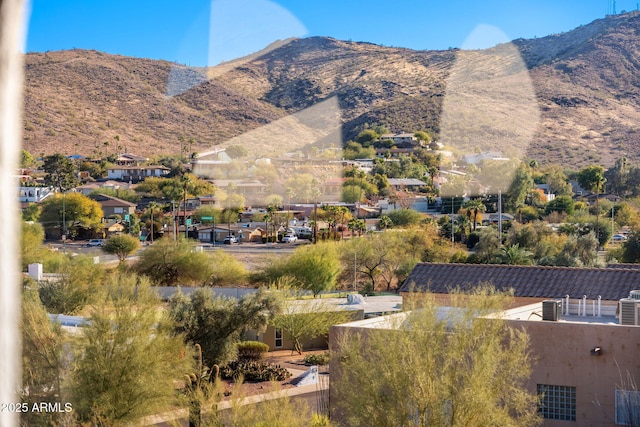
[
  {"xmin": 223, "ymin": 235, "xmax": 238, "ymax": 244},
  {"xmin": 86, "ymin": 239, "xmax": 105, "ymax": 247},
  {"xmin": 282, "ymin": 234, "xmax": 297, "ymax": 243}
]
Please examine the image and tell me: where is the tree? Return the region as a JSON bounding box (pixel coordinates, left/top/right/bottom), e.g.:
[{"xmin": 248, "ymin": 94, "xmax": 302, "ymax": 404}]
[
  {"xmin": 169, "ymin": 288, "xmax": 280, "ymax": 366},
  {"xmin": 271, "ymin": 297, "xmax": 354, "ymax": 354},
  {"xmin": 102, "ymin": 234, "xmax": 140, "ymax": 262},
  {"xmin": 42, "ymin": 153, "xmax": 78, "ymax": 192},
  {"xmin": 20, "ymin": 149, "xmax": 36, "ymax": 168},
  {"xmin": 378, "ymin": 215, "xmax": 393, "ymax": 230},
  {"xmin": 261, "ymin": 243, "xmax": 342, "ymax": 296},
  {"xmin": 462, "ymin": 198, "xmax": 486, "ymax": 231},
  {"xmin": 332, "ymin": 286, "xmax": 540, "ymax": 427},
  {"xmin": 493, "ymin": 243, "xmax": 534, "ymax": 265},
  {"xmin": 545, "ymin": 195, "xmax": 575, "ymax": 216},
  {"xmin": 38, "ymin": 256, "xmax": 105, "ymax": 314},
  {"xmin": 39, "ymin": 192, "xmax": 104, "ymax": 236},
  {"xmin": 507, "ymin": 163, "xmax": 534, "ymax": 211},
  {"xmin": 225, "ymin": 145, "xmax": 248, "ymax": 159},
  {"xmin": 386, "ymin": 208, "xmax": 423, "ymax": 227},
  {"xmin": 72, "ymin": 275, "xmax": 190, "ymax": 424},
  {"xmin": 205, "ymin": 249, "xmax": 248, "ymax": 286},
  {"xmin": 135, "ymin": 237, "xmax": 213, "ymax": 286},
  {"xmin": 342, "ymin": 185, "xmax": 366, "ymax": 204},
  {"xmin": 20, "ymin": 287, "xmax": 67, "ymax": 426},
  {"xmin": 578, "ymin": 165, "xmax": 606, "ymax": 245},
  {"xmin": 621, "ymin": 230, "xmax": 640, "ymax": 263}
]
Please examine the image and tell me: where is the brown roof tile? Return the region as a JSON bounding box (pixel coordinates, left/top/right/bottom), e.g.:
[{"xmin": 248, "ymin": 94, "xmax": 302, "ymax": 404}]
[{"xmin": 401, "ymin": 263, "xmax": 640, "ymax": 301}]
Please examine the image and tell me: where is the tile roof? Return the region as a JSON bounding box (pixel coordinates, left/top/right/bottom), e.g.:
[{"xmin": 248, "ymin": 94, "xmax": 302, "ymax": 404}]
[{"xmin": 400, "ymin": 263, "xmax": 640, "ymax": 301}]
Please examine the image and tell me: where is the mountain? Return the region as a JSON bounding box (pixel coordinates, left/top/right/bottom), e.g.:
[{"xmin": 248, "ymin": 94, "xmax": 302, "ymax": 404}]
[{"xmin": 22, "ymin": 11, "xmax": 640, "ymax": 167}]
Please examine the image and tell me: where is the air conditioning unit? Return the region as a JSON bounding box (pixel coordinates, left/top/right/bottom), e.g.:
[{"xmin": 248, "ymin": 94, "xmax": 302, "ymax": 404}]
[
  {"xmin": 542, "ymin": 300, "xmax": 561, "ymax": 321},
  {"xmin": 629, "ymin": 290, "xmax": 640, "ymax": 300},
  {"xmin": 619, "ymin": 298, "xmax": 640, "ymax": 326}
]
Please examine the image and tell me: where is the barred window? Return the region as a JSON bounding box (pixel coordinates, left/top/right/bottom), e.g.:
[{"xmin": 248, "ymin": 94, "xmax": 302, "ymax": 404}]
[
  {"xmin": 537, "ymin": 384, "xmax": 576, "ymax": 421},
  {"xmin": 615, "ymin": 389, "xmax": 640, "ymax": 425}
]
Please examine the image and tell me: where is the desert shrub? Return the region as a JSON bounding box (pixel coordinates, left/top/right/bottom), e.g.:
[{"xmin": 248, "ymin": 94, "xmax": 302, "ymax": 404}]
[
  {"xmin": 221, "ymin": 361, "xmax": 291, "ymax": 382},
  {"xmin": 303, "ymin": 352, "xmax": 330, "ymax": 366},
  {"xmin": 237, "ymin": 341, "xmax": 269, "ymax": 362}
]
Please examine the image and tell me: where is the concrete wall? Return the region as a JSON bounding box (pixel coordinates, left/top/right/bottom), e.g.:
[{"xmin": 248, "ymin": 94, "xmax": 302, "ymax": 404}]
[{"xmin": 510, "ymin": 319, "xmax": 640, "ymax": 427}]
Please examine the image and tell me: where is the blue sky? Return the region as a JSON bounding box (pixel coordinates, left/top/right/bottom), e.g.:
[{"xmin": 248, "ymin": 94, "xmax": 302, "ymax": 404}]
[{"xmin": 26, "ymin": 0, "xmax": 640, "ymax": 66}]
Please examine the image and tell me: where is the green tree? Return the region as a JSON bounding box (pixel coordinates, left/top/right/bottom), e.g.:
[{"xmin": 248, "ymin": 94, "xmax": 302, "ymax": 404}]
[
  {"xmin": 39, "ymin": 192, "xmax": 104, "ymax": 236},
  {"xmin": 20, "ymin": 149, "xmax": 36, "ymax": 168},
  {"xmin": 225, "ymin": 145, "xmax": 248, "ymax": 158},
  {"xmin": 42, "ymin": 153, "xmax": 78, "ymax": 192},
  {"xmin": 462, "ymin": 198, "xmax": 486, "ymax": 231},
  {"xmin": 332, "ymin": 286, "xmax": 540, "ymax": 427},
  {"xmin": 262, "ymin": 243, "xmax": 342, "ymax": 296},
  {"xmin": 414, "ymin": 131, "xmax": 432, "ymax": 144},
  {"xmin": 493, "ymin": 243, "xmax": 534, "ymax": 265},
  {"xmin": 545, "ymin": 195, "xmax": 575, "ymax": 216},
  {"xmin": 205, "ymin": 249, "xmax": 249, "ymax": 286},
  {"xmin": 621, "ymin": 231, "xmax": 640, "ymax": 263},
  {"xmin": 507, "ymin": 163, "xmax": 534, "ymax": 211},
  {"xmin": 578, "ymin": 165, "xmax": 606, "ymax": 244},
  {"xmin": 38, "ymin": 257, "xmax": 105, "ymax": 314},
  {"xmin": 355, "ymin": 129, "xmax": 380, "ymax": 145},
  {"xmin": 20, "ymin": 287, "xmax": 67, "ymax": 426},
  {"xmin": 378, "ymin": 215, "xmax": 393, "ymax": 230},
  {"xmin": 386, "ymin": 208, "xmax": 423, "ymax": 227},
  {"xmin": 21, "ymin": 222, "xmax": 45, "ymax": 270},
  {"xmin": 135, "ymin": 237, "xmax": 213, "ymax": 286},
  {"xmin": 72, "ymin": 275, "xmax": 189, "ymax": 424},
  {"xmin": 271, "ymin": 297, "xmax": 354, "ymax": 354},
  {"xmin": 342, "ymin": 185, "xmax": 366, "ymax": 204},
  {"xmin": 169, "ymin": 288, "xmax": 280, "ymax": 366},
  {"xmin": 102, "ymin": 234, "xmax": 140, "ymax": 262}
]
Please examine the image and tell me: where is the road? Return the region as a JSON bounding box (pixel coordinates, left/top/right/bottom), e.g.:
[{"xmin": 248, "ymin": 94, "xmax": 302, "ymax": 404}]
[{"xmin": 45, "ymin": 239, "xmax": 305, "ymax": 261}]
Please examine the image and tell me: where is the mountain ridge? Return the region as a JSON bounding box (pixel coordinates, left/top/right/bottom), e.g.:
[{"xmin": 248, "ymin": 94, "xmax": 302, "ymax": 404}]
[{"xmin": 23, "ymin": 11, "xmax": 640, "ymax": 167}]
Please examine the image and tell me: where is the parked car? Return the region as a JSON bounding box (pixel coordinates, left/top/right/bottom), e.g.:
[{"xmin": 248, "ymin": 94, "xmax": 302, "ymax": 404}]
[
  {"xmin": 282, "ymin": 234, "xmax": 297, "ymax": 243},
  {"xmin": 86, "ymin": 239, "xmax": 105, "ymax": 247},
  {"xmin": 611, "ymin": 234, "xmax": 628, "ymax": 242},
  {"xmin": 223, "ymin": 235, "xmax": 238, "ymax": 244}
]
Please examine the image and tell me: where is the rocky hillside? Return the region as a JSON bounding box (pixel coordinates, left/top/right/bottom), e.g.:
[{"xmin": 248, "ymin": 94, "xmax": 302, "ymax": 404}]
[{"xmin": 22, "ymin": 11, "xmax": 640, "ymax": 167}]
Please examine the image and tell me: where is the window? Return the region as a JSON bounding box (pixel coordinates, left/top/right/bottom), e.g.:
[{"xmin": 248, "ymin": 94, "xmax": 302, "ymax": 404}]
[
  {"xmin": 615, "ymin": 389, "xmax": 640, "ymax": 425},
  {"xmin": 274, "ymin": 328, "xmax": 283, "ymax": 348},
  {"xmin": 537, "ymin": 384, "xmax": 576, "ymax": 421}
]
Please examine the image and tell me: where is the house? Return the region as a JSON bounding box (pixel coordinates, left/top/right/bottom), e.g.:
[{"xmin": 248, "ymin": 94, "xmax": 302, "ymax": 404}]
[
  {"xmin": 329, "ymin": 294, "xmax": 640, "ymax": 427},
  {"xmin": 106, "ymin": 165, "xmax": 170, "ymax": 182},
  {"xmin": 18, "ymin": 185, "xmax": 53, "ymax": 203},
  {"xmin": 379, "ymin": 133, "xmax": 418, "ymax": 145},
  {"xmin": 253, "ymin": 295, "xmax": 402, "ymax": 352},
  {"xmin": 387, "ymin": 178, "xmax": 427, "ymax": 192},
  {"xmin": 333, "ymin": 262, "xmax": 640, "ymax": 426},
  {"xmin": 76, "ymin": 180, "xmax": 133, "ymax": 196},
  {"xmin": 192, "ymin": 148, "xmax": 232, "ymax": 178},
  {"xmin": 115, "ymin": 153, "xmax": 148, "ymax": 166},
  {"xmin": 462, "ymin": 151, "xmax": 509, "ymax": 165},
  {"xmin": 88, "ymin": 194, "xmax": 137, "ymax": 219},
  {"xmin": 101, "ymin": 220, "xmax": 125, "ymax": 237}
]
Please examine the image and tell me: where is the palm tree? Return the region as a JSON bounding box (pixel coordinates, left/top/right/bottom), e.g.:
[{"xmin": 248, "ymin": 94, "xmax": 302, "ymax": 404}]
[
  {"xmin": 493, "ymin": 244, "xmax": 534, "ymax": 265},
  {"xmin": 147, "ymin": 201, "xmax": 160, "ymax": 243},
  {"xmin": 463, "ymin": 198, "xmax": 486, "ymax": 231}
]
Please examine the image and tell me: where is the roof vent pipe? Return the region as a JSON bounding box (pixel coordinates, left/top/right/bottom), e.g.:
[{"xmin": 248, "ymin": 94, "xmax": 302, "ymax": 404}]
[
  {"xmin": 598, "ymin": 295, "xmax": 602, "ymax": 317},
  {"xmin": 583, "ymin": 295, "xmax": 587, "ymax": 317},
  {"xmin": 565, "ymin": 295, "xmax": 570, "ymax": 315}
]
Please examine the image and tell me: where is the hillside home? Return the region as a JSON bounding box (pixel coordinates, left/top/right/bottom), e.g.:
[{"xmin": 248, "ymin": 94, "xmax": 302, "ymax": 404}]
[
  {"xmin": 115, "ymin": 153, "xmax": 148, "ymax": 166},
  {"xmin": 107, "ymin": 165, "xmax": 170, "ymax": 182}
]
